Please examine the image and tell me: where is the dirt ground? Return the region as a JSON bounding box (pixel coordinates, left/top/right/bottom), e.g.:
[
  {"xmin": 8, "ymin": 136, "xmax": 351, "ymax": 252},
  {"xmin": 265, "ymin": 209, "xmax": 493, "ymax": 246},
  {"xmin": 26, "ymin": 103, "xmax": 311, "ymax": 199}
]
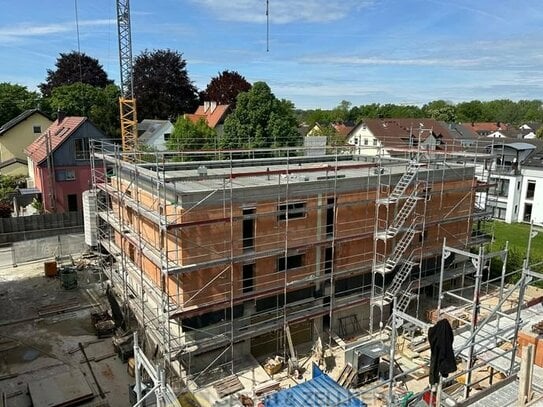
[{"xmin": 0, "ymin": 258, "xmax": 133, "ymax": 406}]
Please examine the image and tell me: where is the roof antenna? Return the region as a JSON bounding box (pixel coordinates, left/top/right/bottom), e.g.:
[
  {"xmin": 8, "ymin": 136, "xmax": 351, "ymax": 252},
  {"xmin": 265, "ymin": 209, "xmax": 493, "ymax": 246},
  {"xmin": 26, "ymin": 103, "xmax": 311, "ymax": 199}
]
[{"xmin": 266, "ymin": 0, "xmax": 269, "ymax": 52}]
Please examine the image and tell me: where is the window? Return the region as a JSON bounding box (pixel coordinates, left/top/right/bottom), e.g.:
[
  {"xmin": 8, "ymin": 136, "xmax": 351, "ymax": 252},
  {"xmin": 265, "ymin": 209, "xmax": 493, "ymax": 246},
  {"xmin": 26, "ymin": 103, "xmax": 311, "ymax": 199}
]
[
  {"xmin": 278, "ymin": 202, "xmax": 306, "ymax": 220},
  {"xmin": 75, "ymin": 138, "xmax": 90, "ymax": 160},
  {"xmin": 33, "ymin": 125, "xmax": 41, "ymax": 134},
  {"xmin": 277, "ymin": 254, "xmax": 304, "ymax": 272},
  {"xmin": 164, "ymin": 133, "xmax": 171, "ymax": 141},
  {"xmin": 364, "ymin": 138, "xmax": 369, "ymax": 145},
  {"xmin": 373, "ymin": 139, "xmax": 378, "ymax": 146},
  {"xmin": 243, "ymin": 208, "xmax": 255, "ymax": 251},
  {"xmin": 242, "ymin": 264, "xmax": 255, "ymax": 293},
  {"xmin": 490, "ymin": 178, "xmax": 509, "ymax": 197},
  {"xmin": 55, "ymin": 169, "xmax": 76, "ymax": 181},
  {"xmin": 526, "ymin": 181, "xmax": 536, "ymax": 200},
  {"xmin": 493, "ymin": 206, "xmax": 506, "ymax": 220},
  {"xmin": 524, "ymin": 204, "xmax": 533, "ymax": 222},
  {"xmin": 354, "ymin": 137, "xmax": 359, "ymax": 145},
  {"xmin": 67, "ymin": 194, "xmax": 78, "ymax": 212}
]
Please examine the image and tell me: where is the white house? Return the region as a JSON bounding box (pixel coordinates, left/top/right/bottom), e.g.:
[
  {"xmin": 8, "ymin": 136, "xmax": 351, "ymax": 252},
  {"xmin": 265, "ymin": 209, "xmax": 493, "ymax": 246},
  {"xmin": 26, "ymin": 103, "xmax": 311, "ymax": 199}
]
[
  {"xmin": 346, "ymin": 121, "xmax": 385, "ymax": 156},
  {"xmin": 519, "ymin": 168, "xmax": 543, "ymax": 225},
  {"xmin": 485, "ymin": 141, "xmax": 543, "ymax": 225},
  {"xmin": 138, "ymin": 119, "xmax": 174, "ymax": 151}
]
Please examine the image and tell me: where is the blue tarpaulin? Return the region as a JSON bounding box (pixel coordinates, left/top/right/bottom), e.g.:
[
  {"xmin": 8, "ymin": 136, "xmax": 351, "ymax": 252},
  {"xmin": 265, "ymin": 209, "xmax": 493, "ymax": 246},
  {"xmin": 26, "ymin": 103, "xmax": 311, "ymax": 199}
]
[{"xmin": 264, "ymin": 364, "xmax": 367, "ymax": 407}]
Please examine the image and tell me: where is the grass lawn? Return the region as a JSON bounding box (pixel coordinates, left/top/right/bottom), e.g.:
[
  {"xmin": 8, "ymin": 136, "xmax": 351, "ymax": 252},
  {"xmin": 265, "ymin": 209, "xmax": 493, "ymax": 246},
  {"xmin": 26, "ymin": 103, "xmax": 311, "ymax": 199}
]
[{"xmin": 489, "ymin": 221, "xmax": 543, "ymax": 261}]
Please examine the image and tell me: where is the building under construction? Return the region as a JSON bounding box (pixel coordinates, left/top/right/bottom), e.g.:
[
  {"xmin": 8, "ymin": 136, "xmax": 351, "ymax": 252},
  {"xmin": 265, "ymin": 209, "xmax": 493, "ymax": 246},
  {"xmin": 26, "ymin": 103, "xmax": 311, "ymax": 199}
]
[{"xmin": 88, "ymin": 138, "xmax": 543, "ymax": 405}]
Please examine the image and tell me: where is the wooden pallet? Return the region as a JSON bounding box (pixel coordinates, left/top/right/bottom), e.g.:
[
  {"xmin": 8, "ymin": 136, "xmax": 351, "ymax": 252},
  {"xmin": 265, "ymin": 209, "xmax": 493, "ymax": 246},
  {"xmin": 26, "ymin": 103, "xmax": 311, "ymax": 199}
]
[
  {"xmin": 337, "ymin": 363, "xmax": 357, "ymax": 388},
  {"xmin": 214, "ymin": 375, "xmax": 244, "ymax": 399}
]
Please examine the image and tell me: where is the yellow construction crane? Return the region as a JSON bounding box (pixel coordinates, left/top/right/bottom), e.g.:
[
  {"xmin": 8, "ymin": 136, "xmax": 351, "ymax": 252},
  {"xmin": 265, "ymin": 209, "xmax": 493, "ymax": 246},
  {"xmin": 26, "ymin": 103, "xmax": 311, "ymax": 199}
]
[{"xmin": 116, "ymin": 0, "xmax": 137, "ymax": 153}]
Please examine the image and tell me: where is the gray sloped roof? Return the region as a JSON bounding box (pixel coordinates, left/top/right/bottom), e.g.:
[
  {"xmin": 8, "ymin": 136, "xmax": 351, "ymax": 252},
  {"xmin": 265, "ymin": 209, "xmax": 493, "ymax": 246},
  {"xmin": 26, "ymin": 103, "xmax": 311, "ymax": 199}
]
[
  {"xmin": 0, "ymin": 109, "xmax": 50, "ymax": 136},
  {"xmin": 138, "ymin": 119, "xmax": 172, "ymax": 144}
]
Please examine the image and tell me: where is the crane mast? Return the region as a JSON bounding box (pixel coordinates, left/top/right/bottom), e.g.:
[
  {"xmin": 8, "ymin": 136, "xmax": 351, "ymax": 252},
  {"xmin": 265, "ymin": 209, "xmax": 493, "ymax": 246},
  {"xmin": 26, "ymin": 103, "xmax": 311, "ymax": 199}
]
[{"xmin": 116, "ymin": 0, "xmax": 137, "ymax": 153}]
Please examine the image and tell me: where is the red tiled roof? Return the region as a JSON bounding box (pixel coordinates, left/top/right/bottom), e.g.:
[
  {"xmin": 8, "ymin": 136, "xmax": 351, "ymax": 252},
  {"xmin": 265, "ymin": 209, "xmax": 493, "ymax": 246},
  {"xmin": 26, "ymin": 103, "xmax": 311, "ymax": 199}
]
[
  {"xmin": 185, "ymin": 103, "xmax": 230, "ymax": 129},
  {"xmin": 332, "ymin": 122, "xmax": 355, "ymax": 137},
  {"xmin": 467, "ymin": 122, "xmax": 509, "ymax": 132},
  {"xmin": 363, "ymin": 118, "xmax": 458, "ymax": 150},
  {"xmin": 25, "ymin": 117, "xmax": 87, "ymax": 164}
]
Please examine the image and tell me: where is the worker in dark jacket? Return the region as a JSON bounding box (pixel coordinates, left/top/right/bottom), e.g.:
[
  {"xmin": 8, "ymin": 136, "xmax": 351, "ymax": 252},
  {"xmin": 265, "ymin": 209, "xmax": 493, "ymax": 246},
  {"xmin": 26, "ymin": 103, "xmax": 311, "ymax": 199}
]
[{"xmin": 428, "ymin": 318, "xmax": 457, "ymax": 385}]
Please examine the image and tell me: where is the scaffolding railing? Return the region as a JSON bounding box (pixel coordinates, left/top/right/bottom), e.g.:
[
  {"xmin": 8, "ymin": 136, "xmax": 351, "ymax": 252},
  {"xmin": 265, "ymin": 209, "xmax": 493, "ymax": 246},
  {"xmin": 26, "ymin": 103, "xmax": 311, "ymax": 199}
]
[{"xmin": 90, "ymin": 135, "xmax": 498, "ymax": 397}]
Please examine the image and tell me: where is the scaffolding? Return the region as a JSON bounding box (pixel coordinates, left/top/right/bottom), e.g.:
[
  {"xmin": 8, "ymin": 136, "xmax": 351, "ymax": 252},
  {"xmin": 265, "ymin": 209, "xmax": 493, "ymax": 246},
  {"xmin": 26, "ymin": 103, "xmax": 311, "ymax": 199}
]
[{"xmin": 89, "ymin": 135, "xmax": 500, "ymax": 402}]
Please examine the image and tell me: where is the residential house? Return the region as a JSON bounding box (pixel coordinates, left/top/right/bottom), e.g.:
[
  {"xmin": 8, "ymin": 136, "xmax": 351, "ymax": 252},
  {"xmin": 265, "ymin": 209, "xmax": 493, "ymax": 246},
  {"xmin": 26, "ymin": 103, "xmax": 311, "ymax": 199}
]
[
  {"xmin": 25, "ymin": 116, "xmax": 106, "ymax": 213},
  {"xmin": 346, "ymin": 118, "xmax": 459, "ymax": 156},
  {"xmin": 331, "ymin": 122, "xmax": 355, "ymax": 139},
  {"xmin": 185, "ymin": 101, "xmax": 230, "ymax": 141},
  {"xmin": 138, "ymin": 119, "xmax": 174, "ymax": 151},
  {"xmin": 464, "ymin": 122, "xmax": 509, "ymax": 137},
  {"xmin": 0, "ymin": 109, "xmax": 52, "ymax": 176},
  {"xmin": 306, "ymin": 122, "xmax": 327, "ymax": 137},
  {"xmin": 518, "ymin": 123, "xmax": 541, "ymax": 139},
  {"xmin": 485, "ymin": 140, "xmax": 543, "ymax": 225},
  {"xmin": 307, "ymin": 122, "xmax": 354, "ymax": 143},
  {"xmin": 443, "ymin": 122, "xmax": 479, "ymax": 147}
]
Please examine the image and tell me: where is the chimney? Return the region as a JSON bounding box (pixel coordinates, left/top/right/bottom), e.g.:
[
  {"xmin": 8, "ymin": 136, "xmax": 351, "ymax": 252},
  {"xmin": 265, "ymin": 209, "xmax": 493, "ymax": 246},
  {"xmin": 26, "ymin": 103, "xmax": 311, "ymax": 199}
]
[
  {"xmin": 203, "ymin": 101, "xmax": 210, "ymax": 112},
  {"xmin": 57, "ymin": 109, "xmax": 66, "ymax": 123},
  {"xmin": 209, "ymin": 101, "xmax": 217, "ymax": 113}
]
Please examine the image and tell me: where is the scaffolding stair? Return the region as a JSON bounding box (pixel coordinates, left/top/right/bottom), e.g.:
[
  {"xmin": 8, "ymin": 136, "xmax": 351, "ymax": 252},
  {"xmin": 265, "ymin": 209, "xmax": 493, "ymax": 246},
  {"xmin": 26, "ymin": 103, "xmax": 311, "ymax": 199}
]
[
  {"xmin": 376, "ymin": 185, "xmax": 422, "ymax": 240},
  {"xmin": 374, "ymin": 217, "xmax": 421, "ymax": 275},
  {"xmin": 384, "ymin": 282, "xmax": 418, "ymax": 332},
  {"xmin": 385, "ymin": 161, "xmax": 422, "ymax": 203},
  {"xmin": 383, "ymin": 255, "xmax": 416, "ymax": 303}
]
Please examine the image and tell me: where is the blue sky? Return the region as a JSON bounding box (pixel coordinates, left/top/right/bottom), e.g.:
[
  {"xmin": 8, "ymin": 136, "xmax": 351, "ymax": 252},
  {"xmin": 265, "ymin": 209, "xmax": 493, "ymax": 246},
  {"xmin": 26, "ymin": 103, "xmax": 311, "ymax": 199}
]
[{"xmin": 1, "ymin": 0, "xmax": 543, "ymax": 109}]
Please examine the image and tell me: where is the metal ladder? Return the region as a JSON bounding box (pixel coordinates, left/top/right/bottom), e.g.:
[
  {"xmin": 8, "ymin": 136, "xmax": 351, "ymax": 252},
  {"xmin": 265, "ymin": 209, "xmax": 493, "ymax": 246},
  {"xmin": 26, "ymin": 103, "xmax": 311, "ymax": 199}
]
[
  {"xmin": 387, "ymin": 161, "xmax": 422, "ymax": 202},
  {"xmin": 375, "ymin": 216, "xmax": 421, "ymax": 274},
  {"xmin": 385, "ymin": 184, "xmax": 423, "ymax": 238},
  {"xmin": 385, "ymin": 282, "xmax": 418, "ymax": 331},
  {"xmin": 383, "ymin": 252, "xmax": 416, "ymax": 303}
]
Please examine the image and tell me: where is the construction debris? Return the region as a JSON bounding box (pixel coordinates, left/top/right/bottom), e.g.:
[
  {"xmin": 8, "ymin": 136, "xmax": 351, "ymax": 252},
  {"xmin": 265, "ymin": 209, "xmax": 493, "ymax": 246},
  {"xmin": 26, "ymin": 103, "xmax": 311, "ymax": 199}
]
[{"xmin": 263, "ymin": 356, "xmax": 284, "ymax": 375}]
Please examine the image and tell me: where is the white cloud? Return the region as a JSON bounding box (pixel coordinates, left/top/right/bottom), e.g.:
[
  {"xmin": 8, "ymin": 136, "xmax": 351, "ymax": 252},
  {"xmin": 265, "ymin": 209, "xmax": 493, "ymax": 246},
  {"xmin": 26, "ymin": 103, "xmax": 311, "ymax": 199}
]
[
  {"xmin": 190, "ymin": 0, "xmax": 373, "ymax": 24},
  {"xmin": 0, "ymin": 19, "xmax": 113, "ymax": 42},
  {"xmin": 297, "ymin": 54, "xmax": 492, "ymax": 68}
]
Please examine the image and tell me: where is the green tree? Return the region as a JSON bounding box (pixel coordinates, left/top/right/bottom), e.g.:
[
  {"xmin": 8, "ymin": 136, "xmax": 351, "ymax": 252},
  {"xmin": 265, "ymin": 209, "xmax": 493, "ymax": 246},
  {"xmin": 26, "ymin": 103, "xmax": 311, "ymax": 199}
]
[
  {"xmin": 422, "ymin": 100, "xmax": 456, "ymax": 121},
  {"xmin": 133, "ymin": 49, "xmax": 198, "ymax": 120},
  {"xmin": 0, "ymin": 174, "xmax": 26, "ymax": 217},
  {"xmin": 307, "ymin": 123, "xmax": 343, "ymax": 146},
  {"xmin": 456, "ymin": 100, "xmax": 484, "ymax": 122},
  {"xmin": 222, "ymin": 82, "xmax": 300, "ymax": 149},
  {"xmin": 306, "ymin": 109, "xmax": 334, "ymax": 126},
  {"xmin": 90, "ymin": 85, "xmax": 121, "ymax": 138},
  {"xmin": 49, "ymin": 83, "xmax": 120, "ymax": 137},
  {"xmin": 167, "ymin": 116, "xmax": 216, "ymax": 153},
  {"xmin": 0, "ymin": 83, "xmax": 41, "ymax": 126},
  {"xmin": 427, "ymin": 105, "xmax": 456, "ymax": 122},
  {"xmin": 331, "ymin": 100, "xmax": 352, "ymax": 122},
  {"xmin": 39, "ymin": 51, "xmax": 112, "ymax": 97}
]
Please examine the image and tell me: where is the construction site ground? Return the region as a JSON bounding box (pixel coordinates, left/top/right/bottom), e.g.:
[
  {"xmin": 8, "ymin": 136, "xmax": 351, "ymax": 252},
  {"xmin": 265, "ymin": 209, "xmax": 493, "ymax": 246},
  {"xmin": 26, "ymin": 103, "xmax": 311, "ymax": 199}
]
[
  {"xmin": 191, "ymin": 279, "xmax": 543, "ymax": 407},
  {"xmin": 0, "ymin": 258, "xmax": 133, "ymax": 406}
]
